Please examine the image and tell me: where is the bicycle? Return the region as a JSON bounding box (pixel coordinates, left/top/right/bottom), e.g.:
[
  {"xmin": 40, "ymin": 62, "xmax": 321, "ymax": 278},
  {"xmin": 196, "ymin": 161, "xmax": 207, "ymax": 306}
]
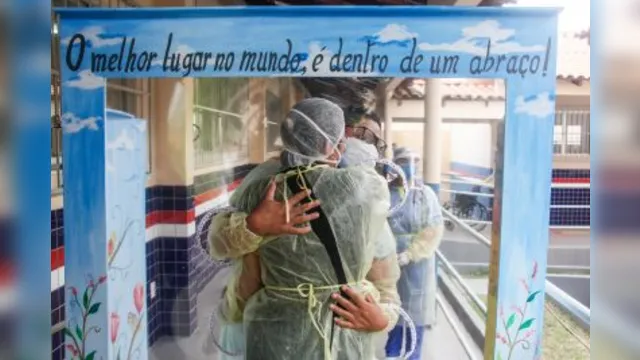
[{"xmin": 443, "ymin": 185, "xmax": 489, "ymax": 232}]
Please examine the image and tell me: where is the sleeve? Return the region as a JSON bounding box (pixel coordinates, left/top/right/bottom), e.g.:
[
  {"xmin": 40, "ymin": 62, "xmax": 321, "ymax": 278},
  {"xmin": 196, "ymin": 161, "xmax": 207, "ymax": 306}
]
[
  {"xmin": 405, "ymin": 185, "xmax": 445, "ymax": 263},
  {"xmin": 208, "ymin": 209, "xmax": 265, "ymax": 260},
  {"xmin": 356, "ymin": 167, "xmax": 401, "ymax": 332},
  {"xmin": 219, "ymin": 253, "xmax": 263, "ymax": 323},
  {"xmin": 366, "ymin": 247, "xmax": 401, "ymax": 332}
]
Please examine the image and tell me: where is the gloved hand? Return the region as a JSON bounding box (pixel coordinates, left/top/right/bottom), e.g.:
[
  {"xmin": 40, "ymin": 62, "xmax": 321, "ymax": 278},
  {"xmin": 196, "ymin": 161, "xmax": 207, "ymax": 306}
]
[{"xmin": 397, "ymin": 252, "xmax": 410, "ymax": 266}]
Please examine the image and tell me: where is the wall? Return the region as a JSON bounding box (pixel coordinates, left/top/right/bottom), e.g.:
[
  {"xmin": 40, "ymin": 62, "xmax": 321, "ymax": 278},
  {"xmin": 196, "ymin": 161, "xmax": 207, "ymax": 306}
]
[
  {"xmin": 389, "ymin": 98, "xmax": 506, "ymax": 122},
  {"xmin": 389, "ymin": 90, "xmax": 590, "ymax": 228},
  {"xmin": 49, "ymin": 74, "xmax": 296, "ymax": 360}
]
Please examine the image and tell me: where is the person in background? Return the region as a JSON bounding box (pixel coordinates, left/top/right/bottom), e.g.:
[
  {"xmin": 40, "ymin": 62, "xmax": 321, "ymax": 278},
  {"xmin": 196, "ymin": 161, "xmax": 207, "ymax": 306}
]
[{"xmin": 384, "ymin": 147, "xmax": 444, "ymax": 360}]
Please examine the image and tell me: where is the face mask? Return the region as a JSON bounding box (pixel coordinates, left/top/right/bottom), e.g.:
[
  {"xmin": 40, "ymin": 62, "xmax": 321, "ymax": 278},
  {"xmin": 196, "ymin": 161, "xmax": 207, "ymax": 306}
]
[{"xmin": 401, "ymin": 163, "xmax": 416, "ymax": 182}]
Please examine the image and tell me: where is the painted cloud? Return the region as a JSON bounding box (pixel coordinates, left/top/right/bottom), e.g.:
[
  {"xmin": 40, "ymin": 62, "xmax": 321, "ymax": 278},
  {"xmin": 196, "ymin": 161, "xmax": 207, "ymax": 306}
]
[
  {"xmin": 64, "ymin": 70, "xmax": 105, "ymax": 90},
  {"xmin": 61, "ymin": 113, "xmax": 101, "ymax": 134},
  {"xmin": 62, "ymin": 26, "xmax": 123, "ymax": 48},
  {"xmin": 515, "ymin": 92, "xmax": 555, "ymax": 118},
  {"xmin": 107, "ymin": 129, "xmax": 136, "ymax": 151},
  {"xmin": 362, "ymin": 24, "xmax": 417, "ymax": 46},
  {"xmin": 419, "ymin": 20, "xmax": 545, "ymax": 55}
]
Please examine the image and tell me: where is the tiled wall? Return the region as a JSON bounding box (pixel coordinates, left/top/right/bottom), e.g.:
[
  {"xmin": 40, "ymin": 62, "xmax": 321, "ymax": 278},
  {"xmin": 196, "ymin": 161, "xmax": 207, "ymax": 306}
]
[
  {"xmin": 50, "ymin": 164, "xmax": 256, "ymax": 360},
  {"xmin": 550, "ymin": 169, "xmax": 590, "ymax": 227},
  {"xmin": 448, "ymin": 163, "xmax": 590, "ymax": 227}
]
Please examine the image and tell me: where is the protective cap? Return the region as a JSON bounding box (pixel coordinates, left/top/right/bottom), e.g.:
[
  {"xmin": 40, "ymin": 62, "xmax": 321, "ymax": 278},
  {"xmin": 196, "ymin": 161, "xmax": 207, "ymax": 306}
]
[
  {"xmin": 280, "ymin": 98, "xmax": 345, "ymax": 167},
  {"xmin": 393, "ymin": 146, "xmax": 420, "ymax": 163}
]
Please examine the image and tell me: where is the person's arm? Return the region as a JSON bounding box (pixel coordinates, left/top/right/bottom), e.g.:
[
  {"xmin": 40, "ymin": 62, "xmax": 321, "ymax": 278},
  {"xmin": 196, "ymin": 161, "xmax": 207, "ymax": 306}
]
[
  {"xmin": 220, "ymin": 252, "xmax": 263, "ymax": 323},
  {"xmin": 397, "ymin": 185, "xmax": 445, "ymax": 266},
  {"xmin": 208, "ymin": 181, "xmax": 321, "ymax": 260},
  {"xmin": 331, "ymin": 167, "xmax": 401, "ymax": 333},
  {"xmin": 365, "ymin": 233, "xmax": 402, "ymax": 332}
]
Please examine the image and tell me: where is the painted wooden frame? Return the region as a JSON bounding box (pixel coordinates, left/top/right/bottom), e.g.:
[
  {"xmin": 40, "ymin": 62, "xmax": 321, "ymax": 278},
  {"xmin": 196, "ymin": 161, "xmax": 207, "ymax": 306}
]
[{"xmin": 55, "ymin": 6, "xmax": 559, "ymax": 360}]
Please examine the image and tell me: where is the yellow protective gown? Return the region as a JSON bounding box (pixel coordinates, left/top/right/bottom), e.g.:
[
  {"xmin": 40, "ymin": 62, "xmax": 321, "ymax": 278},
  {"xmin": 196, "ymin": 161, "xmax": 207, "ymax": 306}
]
[{"xmin": 215, "ymin": 164, "xmax": 400, "ymax": 360}]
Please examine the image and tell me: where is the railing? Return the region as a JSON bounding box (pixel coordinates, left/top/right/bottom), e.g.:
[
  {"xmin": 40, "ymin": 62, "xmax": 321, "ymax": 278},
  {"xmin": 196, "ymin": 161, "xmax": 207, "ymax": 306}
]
[
  {"xmin": 436, "ymin": 207, "xmax": 590, "ymax": 356},
  {"xmin": 554, "ymin": 109, "xmax": 590, "ymax": 156},
  {"xmin": 193, "ymin": 105, "xmax": 248, "ymax": 170},
  {"xmin": 440, "ymin": 174, "xmax": 590, "ymax": 230}
]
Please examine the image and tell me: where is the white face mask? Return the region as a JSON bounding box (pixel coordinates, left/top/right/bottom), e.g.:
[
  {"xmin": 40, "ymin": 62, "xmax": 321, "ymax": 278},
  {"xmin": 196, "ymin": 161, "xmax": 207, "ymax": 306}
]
[{"xmin": 340, "ymin": 137, "xmax": 378, "ymax": 168}]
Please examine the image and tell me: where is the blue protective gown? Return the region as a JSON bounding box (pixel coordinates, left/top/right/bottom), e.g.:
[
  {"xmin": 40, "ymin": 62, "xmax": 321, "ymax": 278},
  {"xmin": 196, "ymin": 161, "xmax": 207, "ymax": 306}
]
[{"xmin": 385, "ymin": 183, "xmax": 443, "ymax": 360}]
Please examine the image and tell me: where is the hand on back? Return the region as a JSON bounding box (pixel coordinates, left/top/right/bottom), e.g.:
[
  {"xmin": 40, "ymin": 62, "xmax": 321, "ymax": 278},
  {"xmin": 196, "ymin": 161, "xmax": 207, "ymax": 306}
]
[{"xmin": 245, "ymin": 180, "xmax": 321, "ymax": 237}]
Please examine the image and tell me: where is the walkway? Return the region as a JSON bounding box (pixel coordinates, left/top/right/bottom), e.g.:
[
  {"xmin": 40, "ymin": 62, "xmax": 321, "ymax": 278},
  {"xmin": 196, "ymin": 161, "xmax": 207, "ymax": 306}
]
[
  {"xmin": 147, "ymin": 227, "xmax": 589, "ymax": 360},
  {"xmin": 149, "ymin": 267, "xmax": 482, "ymax": 360}
]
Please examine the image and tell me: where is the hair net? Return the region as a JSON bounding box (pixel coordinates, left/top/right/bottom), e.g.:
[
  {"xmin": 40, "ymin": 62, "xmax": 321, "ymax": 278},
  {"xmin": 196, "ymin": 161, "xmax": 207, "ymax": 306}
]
[{"xmin": 280, "ymin": 98, "xmax": 345, "ymax": 168}]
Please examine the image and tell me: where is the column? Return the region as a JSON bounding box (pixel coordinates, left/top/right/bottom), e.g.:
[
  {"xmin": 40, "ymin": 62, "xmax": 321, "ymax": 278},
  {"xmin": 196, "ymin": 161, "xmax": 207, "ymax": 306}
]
[
  {"xmin": 423, "ymin": 79, "xmax": 443, "ymax": 193},
  {"xmin": 150, "ymin": 76, "xmax": 199, "ymax": 340},
  {"xmin": 422, "ymin": 79, "xmax": 442, "ymax": 348},
  {"xmin": 62, "ymin": 85, "xmax": 149, "ymax": 359}
]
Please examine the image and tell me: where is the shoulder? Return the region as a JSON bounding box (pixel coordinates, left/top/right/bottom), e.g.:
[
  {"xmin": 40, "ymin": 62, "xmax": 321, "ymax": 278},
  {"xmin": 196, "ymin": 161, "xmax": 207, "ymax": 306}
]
[{"xmin": 312, "ymin": 166, "xmax": 389, "ymax": 204}]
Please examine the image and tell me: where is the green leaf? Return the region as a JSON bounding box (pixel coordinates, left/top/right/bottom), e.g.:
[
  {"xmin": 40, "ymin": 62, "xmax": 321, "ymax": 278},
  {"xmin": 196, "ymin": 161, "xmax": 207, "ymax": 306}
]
[
  {"xmin": 75, "ymin": 325, "xmax": 83, "ymax": 341},
  {"xmin": 63, "ymin": 327, "xmax": 75, "ymax": 340},
  {"xmin": 519, "ymin": 318, "xmax": 535, "ymax": 330},
  {"xmin": 85, "ymin": 350, "xmax": 96, "ymax": 360},
  {"xmin": 83, "ymin": 288, "xmax": 90, "ymax": 310},
  {"xmin": 506, "ymin": 314, "xmax": 516, "ymax": 329},
  {"xmin": 526, "ymin": 290, "xmax": 541, "ymax": 303},
  {"xmin": 88, "ymin": 303, "xmax": 101, "ymax": 315}
]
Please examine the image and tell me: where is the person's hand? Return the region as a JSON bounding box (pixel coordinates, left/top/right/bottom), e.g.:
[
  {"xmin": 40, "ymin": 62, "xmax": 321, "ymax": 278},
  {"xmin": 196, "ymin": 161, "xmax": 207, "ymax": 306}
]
[
  {"xmin": 397, "ymin": 252, "xmax": 410, "ymax": 266},
  {"xmin": 330, "ymin": 286, "xmax": 388, "ymax": 332},
  {"xmin": 245, "ymin": 180, "xmax": 321, "ymax": 237}
]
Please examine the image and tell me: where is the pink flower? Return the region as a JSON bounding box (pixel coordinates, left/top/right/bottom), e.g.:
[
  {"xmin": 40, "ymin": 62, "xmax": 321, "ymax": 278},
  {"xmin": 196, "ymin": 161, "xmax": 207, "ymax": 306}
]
[
  {"xmin": 108, "ymin": 237, "xmax": 115, "ymax": 258},
  {"xmin": 133, "ymin": 283, "xmax": 144, "ymax": 314},
  {"xmin": 98, "ymin": 275, "xmax": 107, "ymax": 284},
  {"xmin": 66, "ymin": 344, "xmax": 79, "ymax": 357},
  {"xmin": 499, "ymin": 306, "xmax": 504, "ymax": 317},
  {"xmin": 511, "ymin": 305, "xmax": 524, "ymax": 317},
  {"xmin": 532, "ymin": 261, "xmax": 538, "ymax": 280},
  {"xmin": 89, "ymin": 279, "xmax": 95, "ymax": 288},
  {"xmin": 110, "ymin": 313, "xmax": 120, "ymax": 344},
  {"xmin": 70, "ymin": 287, "xmax": 78, "ymax": 297},
  {"xmin": 520, "ymin": 278, "xmax": 530, "ymax": 292}
]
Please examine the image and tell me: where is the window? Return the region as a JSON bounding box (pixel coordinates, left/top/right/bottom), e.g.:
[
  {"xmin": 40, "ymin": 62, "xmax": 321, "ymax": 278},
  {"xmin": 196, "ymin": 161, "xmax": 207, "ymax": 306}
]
[
  {"xmin": 265, "ymin": 78, "xmax": 291, "ymax": 154},
  {"xmin": 553, "ymin": 109, "xmax": 590, "ymax": 155},
  {"xmin": 51, "ymin": 0, "xmax": 151, "ymax": 195},
  {"xmin": 193, "ymin": 78, "xmax": 250, "ymax": 169}
]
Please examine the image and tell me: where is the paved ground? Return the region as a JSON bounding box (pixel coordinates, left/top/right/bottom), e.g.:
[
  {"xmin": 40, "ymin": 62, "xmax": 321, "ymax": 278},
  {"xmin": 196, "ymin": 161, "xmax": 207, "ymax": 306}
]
[
  {"xmin": 440, "ymin": 227, "xmax": 590, "ymax": 269},
  {"xmin": 150, "ymin": 270, "xmax": 481, "ymax": 360}
]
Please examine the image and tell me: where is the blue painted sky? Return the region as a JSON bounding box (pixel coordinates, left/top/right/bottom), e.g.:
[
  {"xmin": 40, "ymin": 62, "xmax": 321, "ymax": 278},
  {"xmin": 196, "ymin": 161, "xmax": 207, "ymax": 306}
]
[{"xmin": 57, "ymin": 9, "xmax": 557, "ymax": 80}]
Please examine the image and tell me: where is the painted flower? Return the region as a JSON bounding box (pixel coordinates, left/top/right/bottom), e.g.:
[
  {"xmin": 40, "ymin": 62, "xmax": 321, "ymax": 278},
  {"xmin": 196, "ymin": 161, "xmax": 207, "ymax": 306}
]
[
  {"xmin": 98, "ymin": 275, "xmax": 107, "ymax": 284},
  {"xmin": 89, "ymin": 279, "xmax": 94, "ymax": 288},
  {"xmin": 108, "ymin": 232, "xmax": 116, "ymax": 258},
  {"xmin": 70, "ymin": 287, "xmax": 78, "ymax": 297},
  {"xmin": 511, "ymin": 305, "xmax": 524, "ymax": 317},
  {"xmin": 520, "ymin": 278, "xmax": 530, "ymax": 292},
  {"xmin": 532, "ymin": 261, "xmax": 538, "ymax": 280},
  {"xmin": 110, "ymin": 312, "xmax": 120, "ymax": 344},
  {"xmin": 133, "ymin": 283, "xmax": 144, "ymax": 314},
  {"xmin": 66, "ymin": 344, "xmax": 79, "ymax": 357}
]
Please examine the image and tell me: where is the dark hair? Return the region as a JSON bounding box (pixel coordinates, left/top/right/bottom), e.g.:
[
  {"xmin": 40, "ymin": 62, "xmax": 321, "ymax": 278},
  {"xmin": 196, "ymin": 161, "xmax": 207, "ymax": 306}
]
[{"xmin": 363, "ymin": 112, "xmax": 382, "ymax": 126}]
